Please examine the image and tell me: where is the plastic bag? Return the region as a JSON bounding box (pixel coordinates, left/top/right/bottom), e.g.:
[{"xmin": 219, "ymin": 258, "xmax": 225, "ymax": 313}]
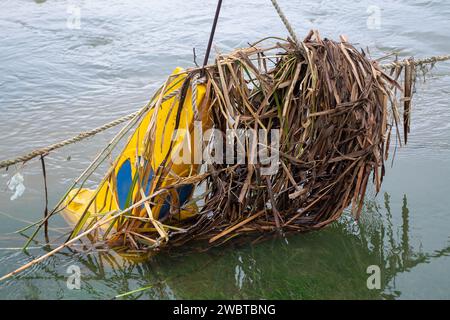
[{"xmin": 7, "ymin": 172, "xmax": 26, "ymax": 201}]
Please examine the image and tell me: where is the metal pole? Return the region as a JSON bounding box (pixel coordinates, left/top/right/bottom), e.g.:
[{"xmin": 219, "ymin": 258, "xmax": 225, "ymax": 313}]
[{"xmin": 202, "ymin": 0, "xmax": 223, "ymax": 69}]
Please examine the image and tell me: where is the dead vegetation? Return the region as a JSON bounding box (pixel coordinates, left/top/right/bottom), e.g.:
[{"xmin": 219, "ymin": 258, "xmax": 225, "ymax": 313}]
[{"xmin": 58, "ymin": 32, "xmax": 418, "ymax": 254}]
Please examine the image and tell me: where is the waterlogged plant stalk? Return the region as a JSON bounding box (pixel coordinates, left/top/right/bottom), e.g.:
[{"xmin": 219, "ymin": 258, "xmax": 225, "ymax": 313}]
[
  {"xmin": 114, "ymin": 284, "xmax": 156, "ymax": 299},
  {"xmin": 0, "ymin": 187, "xmax": 170, "ymax": 282}
]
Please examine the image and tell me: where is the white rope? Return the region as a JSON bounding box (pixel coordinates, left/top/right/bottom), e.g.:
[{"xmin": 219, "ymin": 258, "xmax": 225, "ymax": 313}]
[
  {"xmin": 269, "ymin": 0, "xmax": 301, "ymax": 46},
  {"xmin": 191, "ymin": 73, "xmax": 201, "ymax": 121}
]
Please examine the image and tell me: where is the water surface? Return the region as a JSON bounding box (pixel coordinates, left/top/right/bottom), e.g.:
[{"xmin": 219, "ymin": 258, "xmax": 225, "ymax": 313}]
[{"xmin": 0, "ymin": 0, "xmax": 449, "ymax": 299}]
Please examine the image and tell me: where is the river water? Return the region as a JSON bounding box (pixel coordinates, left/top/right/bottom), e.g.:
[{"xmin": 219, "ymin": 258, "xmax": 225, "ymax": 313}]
[{"xmin": 0, "ymin": 0, "xmax": 449, "ymax": 299}]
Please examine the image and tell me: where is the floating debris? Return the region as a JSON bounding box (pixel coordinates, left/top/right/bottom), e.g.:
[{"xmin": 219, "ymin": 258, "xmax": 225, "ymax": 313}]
[
  {"xmin": 7, "ymin": 172, "xmax": 25, "ymax": 201},
  {"xmin": 58, "ymin": 33, "xmax": 417, "ymax": 252}
]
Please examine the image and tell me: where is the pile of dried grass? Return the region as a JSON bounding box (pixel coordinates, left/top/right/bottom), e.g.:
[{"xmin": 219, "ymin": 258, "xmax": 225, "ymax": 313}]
[
  {"xmin": 168, "ymin": 32, "xmax": 413, "ymax": 248},
  {"xmin": 66, "ymin": 31, "xmax": 416, "ymax": 253}
]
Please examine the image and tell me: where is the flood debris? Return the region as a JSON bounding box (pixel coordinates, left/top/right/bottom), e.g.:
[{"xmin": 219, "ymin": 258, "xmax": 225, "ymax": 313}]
[
  {"xmin": 55, "ymin": 33, "xmax": 420, "ymax": 251},
  {"xmin": 7, "ymin": 172, "xmax": 25, "ymax": 201}
]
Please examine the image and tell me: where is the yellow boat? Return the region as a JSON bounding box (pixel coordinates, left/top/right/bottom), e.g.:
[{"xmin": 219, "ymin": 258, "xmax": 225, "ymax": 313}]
[{"xmin": 63, "ymin": 67, "xmax": 209, "ymax": 232}]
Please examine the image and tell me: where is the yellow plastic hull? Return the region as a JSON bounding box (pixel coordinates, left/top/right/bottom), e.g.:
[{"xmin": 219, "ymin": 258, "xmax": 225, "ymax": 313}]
[{"xmin": 63, "ymin": 68, "xmax": 208, "ymax": 232}]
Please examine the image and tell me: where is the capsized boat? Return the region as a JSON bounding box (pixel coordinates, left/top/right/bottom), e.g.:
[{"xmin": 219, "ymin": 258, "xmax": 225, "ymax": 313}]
[{"xmin": 62, "ymin": 67, "xmax": 210, "ymax": 233}]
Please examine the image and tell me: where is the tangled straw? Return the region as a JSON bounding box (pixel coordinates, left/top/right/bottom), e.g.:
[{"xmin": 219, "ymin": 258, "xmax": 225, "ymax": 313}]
[{"xmin": 58, "ymin": 33, "xmax": 421, "ymax": 250}]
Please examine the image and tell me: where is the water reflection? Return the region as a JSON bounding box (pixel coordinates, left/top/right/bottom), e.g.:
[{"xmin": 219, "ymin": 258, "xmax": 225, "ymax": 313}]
[
  {"xmin": 1, "ymin": 191, "xmax": 449, "ymax": 299},
  {"xmin": 361, "ymin": 193, "xmax": 450, "ymax": 298}
]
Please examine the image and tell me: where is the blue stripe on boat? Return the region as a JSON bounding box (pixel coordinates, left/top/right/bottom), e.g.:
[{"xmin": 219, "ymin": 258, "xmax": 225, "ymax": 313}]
[
  {"xmin": 116, "ymin": 159, "xmax": 132, "ymax": 210},
  {"xmin": 116, "ymin": 158, "xmax": 194, "ymax": 219}
]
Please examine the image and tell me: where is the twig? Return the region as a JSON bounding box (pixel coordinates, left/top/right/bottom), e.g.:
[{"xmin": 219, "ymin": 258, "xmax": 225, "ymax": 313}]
[
  {"xmin": 40, "ymin": 155, "xmax": 49, "ymax": 243},
  {"xmin": 193, "ymin": 47, "xmax": 199, "ymax": 67},
  {"xmin": 209, "ymin": 210, "xmax": 264, "ymax": 243},
  {"xmin": 265, "ymin": 176, "xmax": 281, "ymax": 231}
]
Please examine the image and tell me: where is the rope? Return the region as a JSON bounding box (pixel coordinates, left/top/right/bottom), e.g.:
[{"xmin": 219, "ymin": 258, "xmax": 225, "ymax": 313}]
[
  {"xmin": 380, "ymin": 54, "xmax": 450, "ymax": 70},
  {"xmin": 191, "ymin": 73, "xmax": 201, "ymax": 121},
  {"xmin": 270, "ymin": 0, "xmax": 301, "ymax": 47},
  {"xmin": 0, "ymin": 89, "xmax": 180, "ymax": 169}
]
